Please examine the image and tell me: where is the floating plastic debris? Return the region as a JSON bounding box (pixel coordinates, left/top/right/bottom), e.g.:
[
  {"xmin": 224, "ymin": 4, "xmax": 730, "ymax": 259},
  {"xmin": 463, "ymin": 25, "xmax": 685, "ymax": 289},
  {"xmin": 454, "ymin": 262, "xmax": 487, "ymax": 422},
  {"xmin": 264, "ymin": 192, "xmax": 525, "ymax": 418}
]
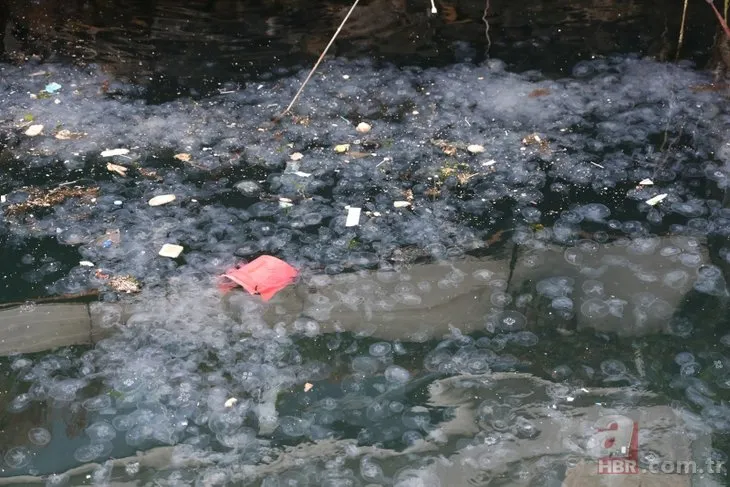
[
  {"xmin": 292, "ymin": 171, "xmax": 311, "ymax": 177},
  {"xmin": 345, "ymin": 206, "xmax": 361, "ymax": 227},
  {"xmin": 100, "ymin": 148, "xmax": 130, "ymax": 157},
  {"xmin": 394, "ymin": 201, "xmax": 411, "ymax": 208},
  {"xmin": 639, "ymin": 178, "xmax": 654, "ymax": 186},
  {"xmin": 79, "ymin": 261, "xmax": 94, "ymax": 267},
  {"xmin": 148, "ymin": 194, "xmax": 176, "ymax": 206},
  {"xmin": 467, "ymin": 144, "xmax": 485, "ymax": 154},
  {"xmin": 304, "ymin": 383, "xmax": 314, "ymax": 392},
  {"xmin": 334, "ymin": 144, "xmax": 350, "ymax": 153},
  {"xmin": 224, "ymin": 397, "xmax": 237, "ymax": 408},
  {"xmin": 24, "ymin": 124, "xmax": 43, "ymax": 136},
  {"xmin": 279, "ymin": 197, "xmax": 294, "ymax": 208},
  {"xmin": 645, "ymin": 194, "xmax": 667, "ymax": 206},
  {"xmin": 221, "ymin": 255, "xmax": 298, "ymax": 301},
  {"xmin": 158, "ymin": 243, "xmax": 183, "ymax": 258},
  {"xmin": 44, "ymin": 82, "xmax": 62, "ymax": 93},
  {"xmin": 356, "ymin": 122, "xmax": 372, "ymax": 133},
  {"xmin": 290, "ymin": 152, "xmax": 304, "ymax": 161}
]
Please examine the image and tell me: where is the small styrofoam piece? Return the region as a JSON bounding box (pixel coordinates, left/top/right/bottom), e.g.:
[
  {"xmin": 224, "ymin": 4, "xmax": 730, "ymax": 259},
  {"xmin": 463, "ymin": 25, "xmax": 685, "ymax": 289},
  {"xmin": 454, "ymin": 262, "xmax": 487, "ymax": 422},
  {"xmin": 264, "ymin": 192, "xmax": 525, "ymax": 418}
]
[{"xmin": 345, "ymin": 207, "xmax": 361, "ymax": 227}]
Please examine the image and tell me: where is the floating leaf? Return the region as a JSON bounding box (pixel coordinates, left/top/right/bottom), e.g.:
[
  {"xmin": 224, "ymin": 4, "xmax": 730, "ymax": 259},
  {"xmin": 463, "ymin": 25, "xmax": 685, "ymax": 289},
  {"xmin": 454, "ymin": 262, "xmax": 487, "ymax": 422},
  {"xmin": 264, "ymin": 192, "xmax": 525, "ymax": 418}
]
[
  {"xmin": 106, "ymin": 163, "xmax": 128, "ymax": 177},
  {"xmin": 174, "ymin": 153, "xmax": 191, "ymax": 162},
  {"xmin": 55, "ymin": 129, "xmax": 86, "ymax": 140}
]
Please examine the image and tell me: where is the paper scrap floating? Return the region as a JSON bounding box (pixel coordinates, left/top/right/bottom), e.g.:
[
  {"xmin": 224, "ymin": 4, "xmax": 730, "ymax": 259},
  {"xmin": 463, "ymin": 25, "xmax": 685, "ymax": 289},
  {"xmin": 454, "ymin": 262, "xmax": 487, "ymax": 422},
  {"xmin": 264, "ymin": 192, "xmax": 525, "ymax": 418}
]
[{"xmin": 220, "ymin": 255, "xmax": 298, "ymax": 301}]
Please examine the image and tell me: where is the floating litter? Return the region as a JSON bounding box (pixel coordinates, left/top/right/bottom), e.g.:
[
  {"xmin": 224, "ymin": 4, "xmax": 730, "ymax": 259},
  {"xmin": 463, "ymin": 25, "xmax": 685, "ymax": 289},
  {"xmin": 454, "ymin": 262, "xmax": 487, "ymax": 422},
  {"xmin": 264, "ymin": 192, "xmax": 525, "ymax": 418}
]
[
  {"xmin": 394, "ymin": 201, "xmax": 411, "ymax": 208},
  {"xmin": 148, "ymin": 194, "xmax": 176, "ymax": 206},
  {"xmin": 345, "ymin": 207, "xmax": 361, "ymax": 227},
  {"xmin": 290, "ymin": 152, "xmax": 303, "ymax": 161},
  {"xmin": 24, "ymin": 124, "xmax": 43, "ymax": 136},
  {"xmin": 645, "ymin": 194, "xmax": 667, "ymax": 206},
  {"xmin": 44, "ymin": 82, "xmax": 62, "ymax": 93},
  {"xmin": 356, "ymin": 122, "xmax": 372, "ymax": 133},
  {"xmin": 639, "ymin": 178, "xmax": 654, "ymax": 185},
  {"xmin": 220, "ymin": 255, "xmax": 298, "ymax": 301},
  {"xmin": 158, "ymin": 243, "xmax": 183, "ymax": 258},
  {"xmin": 100, "ymin": 148, "xmax": 130, "ymax": 157},
  {"xmin": 467, "ymin": 144, "xmax": 485, "ymax": 154}
]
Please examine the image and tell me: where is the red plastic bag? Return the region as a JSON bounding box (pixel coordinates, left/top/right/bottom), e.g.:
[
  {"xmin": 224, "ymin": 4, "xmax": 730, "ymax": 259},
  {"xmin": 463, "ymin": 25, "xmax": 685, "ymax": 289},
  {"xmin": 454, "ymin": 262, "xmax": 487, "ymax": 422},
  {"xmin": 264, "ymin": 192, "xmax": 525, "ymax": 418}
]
[{"xmin": 220, "ymin": 255, "xmax": 298, "ymax": 301}]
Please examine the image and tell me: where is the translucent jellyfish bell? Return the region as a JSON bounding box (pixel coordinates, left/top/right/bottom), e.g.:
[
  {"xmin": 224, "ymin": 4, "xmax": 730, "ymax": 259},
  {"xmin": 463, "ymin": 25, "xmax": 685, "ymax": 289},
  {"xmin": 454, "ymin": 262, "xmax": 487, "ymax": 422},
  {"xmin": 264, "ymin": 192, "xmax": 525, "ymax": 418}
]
[
  {"xmin": 495, "ymin": 310, "xmax": 527, "ymax": 332},
  {"xmin": 384, "ymin": 365, "xmax": 411, "ymax": 385},
  {"xmin": 4, "ymin": 446, "xmax": 31, "ymax": 469},
  {"xmin": 536, "ymin": 276, "xmax": 574, "ymax": 298},
  {"xmin": 600, "ymin": 359, "xmax": 627, "ymax": 377},
  {"xmin": 580, "ymin": 298, "xmax": 609, "ymax": 319},
  {"xmin": 577, "ymin": 203, "xmax": 611, "ymax": 222},
  {"xmin": 27, "ymin": 427, "xmax": 52, "ymax": 446},
  {"xmin": 86, "ymin": 421, "xmax": 117, "ymax": 443}
]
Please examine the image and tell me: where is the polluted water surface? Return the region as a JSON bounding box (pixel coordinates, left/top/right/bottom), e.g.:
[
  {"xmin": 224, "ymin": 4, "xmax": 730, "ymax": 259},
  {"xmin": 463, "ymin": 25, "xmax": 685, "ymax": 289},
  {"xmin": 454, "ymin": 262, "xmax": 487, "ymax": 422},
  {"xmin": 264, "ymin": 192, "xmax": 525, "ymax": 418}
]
[{"xmin": 1, "ymin": 27, "xmax": 730, "ymax": 487}]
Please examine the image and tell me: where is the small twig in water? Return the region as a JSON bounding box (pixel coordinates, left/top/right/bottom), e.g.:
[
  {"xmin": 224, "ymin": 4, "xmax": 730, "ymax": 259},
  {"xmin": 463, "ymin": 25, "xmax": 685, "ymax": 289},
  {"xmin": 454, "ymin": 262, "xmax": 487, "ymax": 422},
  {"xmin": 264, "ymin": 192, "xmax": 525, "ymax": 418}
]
[
  {"xmin": 482, "ymin": 0, "xmax": 492, "ymax": 54},
  {"xmin": 676, "ymin": 0, "xmax": 689, "ymax": 60},
  {"xmin": 430, "ymin": 0, "xmax": 437, "ymax": 14},
  {"xmin": 706, "ymin": 0, "xmax": 730, "ymax": 39},
  {"xmin": 274, "ymin": 0, "xmax": 361, "ymax": 121}
]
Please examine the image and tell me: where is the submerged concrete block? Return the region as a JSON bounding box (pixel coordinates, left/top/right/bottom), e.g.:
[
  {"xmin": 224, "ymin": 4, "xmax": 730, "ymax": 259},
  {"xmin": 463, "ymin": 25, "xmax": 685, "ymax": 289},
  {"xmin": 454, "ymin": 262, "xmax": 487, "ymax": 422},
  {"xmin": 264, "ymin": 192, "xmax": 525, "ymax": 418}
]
[{"xmin": 0, "ymin": 303, "xmax": 92, "ymax": 356}]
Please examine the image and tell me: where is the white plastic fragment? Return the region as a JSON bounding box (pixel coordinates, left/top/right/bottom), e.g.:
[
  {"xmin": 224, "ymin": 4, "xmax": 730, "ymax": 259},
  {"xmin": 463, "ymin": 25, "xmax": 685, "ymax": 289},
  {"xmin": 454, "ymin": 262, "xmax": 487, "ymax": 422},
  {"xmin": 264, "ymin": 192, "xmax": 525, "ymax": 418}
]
[
  {"xmin": 0, "ymin": 195, "xmax": 5, "ymax": 204},
  {"xmin": 148, "ymin": 194, "xmax": 176, "ymax": 207},
  {"xmin": 100, "ymin": 148, "xmax": 130, "ymax": 157},
  {"xmin": 224, "ymin": 398, "xmax": 238, "ymax": 408},
  {"xmin": 290, "ymin": 152, "xmax": 303, "ymax": 161},
  {"xmin": 394, "ymin": 201, "xmax": 411, "ymax": 208},
  {"xmin": 639, "ymin": 178, "xmax": 654, "ymax": 186},
  {"xmin": 279, "ymin": 197, "xmax": 293, "ymax": 208},
  {"xmin": 483, "ymin": 159, "xmax": 497, "ymax": 167},
  {"xmin": 25, "ymin": 125, "xmax": 44, "ymax": 136},
  {"xmin": 345, "ymin": 207, "xmax": 361, "ymax": 227},
  {"xmin": 79, "ymin": 261, "xmax": 94, "ymax": 267},
  {"xmin": 292, "ymin": 171, "xmax": 311, "ymax": 177},
  {"xmin": 645, "ymin": 194, "xmax": 667, "ymax": 206},
  {"xmin": 158, "ymin": 244, "xmax": 183, "ymax": 258},
  {"xmin": 356, "ymin": 122, "xmax": 372, "ymax": 133},
  {"xmin": 467, "ymin": 144, "xmax": 485, "ymax": 154}
]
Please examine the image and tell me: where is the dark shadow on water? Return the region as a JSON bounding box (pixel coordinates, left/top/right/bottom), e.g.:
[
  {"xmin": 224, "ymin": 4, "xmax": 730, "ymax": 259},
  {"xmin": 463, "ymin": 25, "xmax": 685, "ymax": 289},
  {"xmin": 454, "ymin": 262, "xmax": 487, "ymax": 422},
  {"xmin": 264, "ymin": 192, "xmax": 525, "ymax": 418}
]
[{"xmin": 1, "ymin": 0, "xmax": 723, "ymax": 101}]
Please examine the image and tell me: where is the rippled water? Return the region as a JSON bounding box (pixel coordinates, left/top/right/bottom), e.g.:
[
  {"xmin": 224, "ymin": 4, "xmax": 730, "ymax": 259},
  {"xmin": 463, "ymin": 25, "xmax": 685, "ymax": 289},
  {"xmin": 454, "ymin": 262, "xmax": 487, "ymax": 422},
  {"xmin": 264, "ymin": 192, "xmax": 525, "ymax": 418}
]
[{"xmin": 1, "ymin": 2, "xmax": 730, "ymax": 485}]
